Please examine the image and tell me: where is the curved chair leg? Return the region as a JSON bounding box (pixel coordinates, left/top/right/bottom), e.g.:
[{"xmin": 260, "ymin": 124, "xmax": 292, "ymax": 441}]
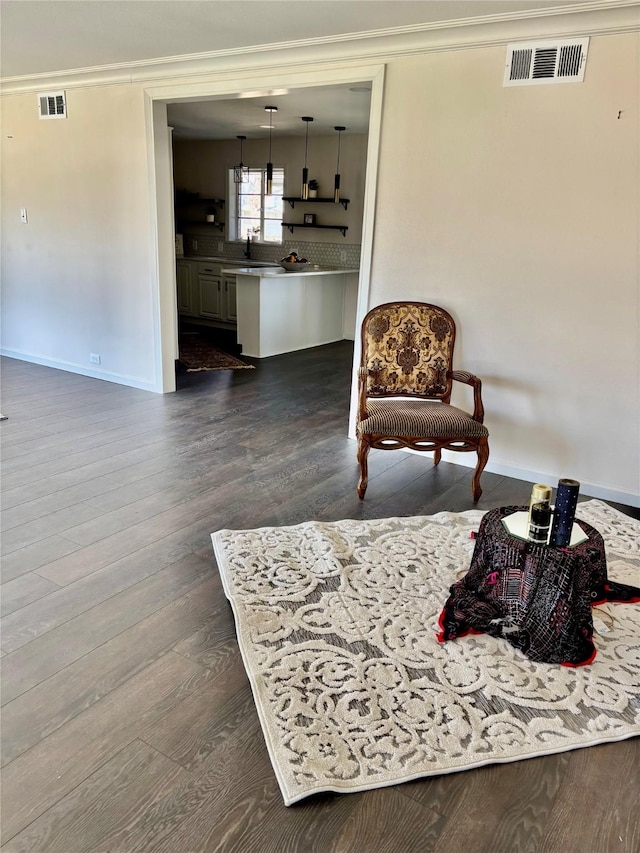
[
  {"xmin": 433, "ymin": 448, "xmax": 442, "ymax": 466},
  {"xmin": 471, "ymin": 437, "xmax": 490, "ymax": 502},
  {"xmin": 357, "ymin": 437, "xmax": 370, "ymax": 499}
]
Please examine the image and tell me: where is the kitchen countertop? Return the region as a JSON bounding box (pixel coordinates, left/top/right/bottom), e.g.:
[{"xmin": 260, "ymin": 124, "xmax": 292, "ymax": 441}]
[
  {"xmin": 224, "ymin": 266, "xmax": 359, "ymax": 277},
  {"xmin": 233, "ymin": 265, "xmax": 356, "ymax": 358},
  {"xmin": 178, "ymin": 256, "xmax": 358, "ymax": 276},
  {"xmin": 179, "ymin": 255, "xmax": 278, "ymax": 268}
]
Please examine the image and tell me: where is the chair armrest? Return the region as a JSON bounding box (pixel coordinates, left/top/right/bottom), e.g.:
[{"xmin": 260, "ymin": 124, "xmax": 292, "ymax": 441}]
[
  {"xmin": 450, "ymin": 370, "xmax": 485, "ymax": 423},
  {"xmin": 357, "ymin": 366, "xmax": 370, "ymax": 420}
]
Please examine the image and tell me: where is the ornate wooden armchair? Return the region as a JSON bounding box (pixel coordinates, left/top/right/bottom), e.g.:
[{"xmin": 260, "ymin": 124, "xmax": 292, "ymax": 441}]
[{"xmin": 356, "ymin": 301, "xmax": 489, "ymax": 502}]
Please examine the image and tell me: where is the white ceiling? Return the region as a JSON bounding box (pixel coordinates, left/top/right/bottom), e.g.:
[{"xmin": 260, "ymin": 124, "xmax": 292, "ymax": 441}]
[
  {"xmin": 0, "ymin": 1, "xmax": 592, "ymax": 79},
  {"xmin": 168, "ymin": 84, "xmax": 373, "ymax": 139},
  {"xmin": 0, "ymin": 1, "xmax": 596, "ymax": 140}
]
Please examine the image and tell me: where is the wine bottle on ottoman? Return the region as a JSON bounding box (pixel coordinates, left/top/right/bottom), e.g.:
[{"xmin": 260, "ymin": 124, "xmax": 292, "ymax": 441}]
[
  {"xmin": 550, "ymin": 479, "xmax": 580, "ymax": 547},
  {"xmin": 528, "ymin": 484, "xmax": 552, "ymax": 544}
]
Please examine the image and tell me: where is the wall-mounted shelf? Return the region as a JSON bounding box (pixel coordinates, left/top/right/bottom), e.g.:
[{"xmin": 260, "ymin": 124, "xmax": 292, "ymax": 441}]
[
  {"xmin": 282, "ymin": 222, "xmax": 348, "ymax": 237},
  {"xmin": 179, "ymin": 220, "xmax": 225, "ymax": 231},
  {"xmin": 282, "ymin": 196, "xmax": 350, "ymax": 210},
  {"xmin": 175, "ymin": 191, "xmax": 225, "ymax": 207},
  {"xmin": 175, "ymin": 191, "xmax": 225, "ymax": 232}
]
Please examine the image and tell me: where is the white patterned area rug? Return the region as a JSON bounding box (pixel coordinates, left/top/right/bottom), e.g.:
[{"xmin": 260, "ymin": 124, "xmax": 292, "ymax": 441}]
[{"xmin": 211, "ymin": 500, "xmax": 640, "ymax": 806}]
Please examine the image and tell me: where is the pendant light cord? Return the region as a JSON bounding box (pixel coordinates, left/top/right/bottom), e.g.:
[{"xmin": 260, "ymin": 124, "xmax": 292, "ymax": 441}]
[
  {"xmin": 304, "ymin": 121, "xmax": 309, "ymax": 167},
  {"xmin": 301, "ymin": 117, "xmax": 313, "ymax": 200},
  {"xmin": 333, "ymin": 126, "xmax": 345, "ymax": 203}
]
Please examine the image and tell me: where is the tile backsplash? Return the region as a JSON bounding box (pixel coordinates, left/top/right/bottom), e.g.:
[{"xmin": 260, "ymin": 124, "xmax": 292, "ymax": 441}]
[{"xmin": 182, "ymin": 233, "xmax": 361, "ymax": 268}]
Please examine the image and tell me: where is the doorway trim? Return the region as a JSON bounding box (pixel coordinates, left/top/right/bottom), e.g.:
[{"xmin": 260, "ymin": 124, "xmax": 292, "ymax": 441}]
[{"xmin": 144, "ymin": 62, "xmax": 385, "ymax": 395}]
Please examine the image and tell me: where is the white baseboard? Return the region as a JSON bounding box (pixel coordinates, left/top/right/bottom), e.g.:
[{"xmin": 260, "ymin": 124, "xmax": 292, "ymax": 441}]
[
  {"xmin": 0, "ymin": 349, "xmax": 160, "ymax": 393},
  {"xmin": 476, "ymin": 456, "xmax": 640, "ymax": 509},
  {"xmin": 349, "ymin": 438, "xmax": 640, "ymax": 509}
]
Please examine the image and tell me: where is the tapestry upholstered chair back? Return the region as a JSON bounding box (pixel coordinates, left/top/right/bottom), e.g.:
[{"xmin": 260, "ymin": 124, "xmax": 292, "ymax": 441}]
[
  {"xmin": 356, "ymin": 302, "xmax": 490, "ymax": 502},
  {"xmin": 361, "ymin": 302, "xmax": 456, "ymax": 400}
]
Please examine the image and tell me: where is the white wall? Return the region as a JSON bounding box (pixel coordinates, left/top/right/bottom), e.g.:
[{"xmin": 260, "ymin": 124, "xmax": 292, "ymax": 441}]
[
  {"xmin": 370, "ymin": 35, "xmax": 639, "ymax": 501},
  {"xmin": 173, "ymin": 133, "xmax": 368, "ymax": 244},
  {"xmin": 1, "ymin": 85, "xmax": 157, "ymax": 389},
  {"xmin": 1, "ymin": 24, "xmax": 638, "ymax": 503}
]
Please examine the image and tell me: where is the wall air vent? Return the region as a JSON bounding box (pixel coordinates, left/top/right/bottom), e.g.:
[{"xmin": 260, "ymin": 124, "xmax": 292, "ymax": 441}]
[
  {"xmin": 504, "ymin": 38, "xmax": 589, "ymax": 86},
  {"xmin": 38, "ymin": 91, "xmax": 67, "ymax": 119}
]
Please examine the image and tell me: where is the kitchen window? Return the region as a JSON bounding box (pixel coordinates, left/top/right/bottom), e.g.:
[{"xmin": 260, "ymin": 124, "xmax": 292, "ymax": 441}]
[{"xmin": 229, "ymin": 167, "xmax": 284, "ymax": 243}]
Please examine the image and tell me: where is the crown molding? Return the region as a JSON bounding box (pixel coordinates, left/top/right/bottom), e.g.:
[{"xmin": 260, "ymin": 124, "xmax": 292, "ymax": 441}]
[{"xmin": 1, "ymin": 1, "xmax": 638, "ymax": 95}]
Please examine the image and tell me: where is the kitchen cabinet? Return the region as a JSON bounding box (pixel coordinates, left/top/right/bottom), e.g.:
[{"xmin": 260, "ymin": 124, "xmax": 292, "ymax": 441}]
[
  {"xmin": 198, "ymin": 273, "xmax": 223, "ymax": 319},
  {"xmin": 177, "ymin": 259, "xmax": 239, "ymax": 327},
  {"xmin": 224, "ymin": 276, "xmax": 237, "ymax": 322},
  {"xmin": 176, "ymin": 260, "xmax": 197, "ymax": 316}
]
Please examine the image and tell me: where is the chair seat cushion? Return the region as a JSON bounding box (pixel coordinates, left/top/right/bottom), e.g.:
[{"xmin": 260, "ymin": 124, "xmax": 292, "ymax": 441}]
[{"xmin": 357, "ymin": 399, "xmax": 489, "ymax": 439}]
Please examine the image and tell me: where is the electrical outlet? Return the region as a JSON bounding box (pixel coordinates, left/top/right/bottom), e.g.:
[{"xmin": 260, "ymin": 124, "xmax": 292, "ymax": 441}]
[
  {"xmin": 192, "ymin": 239, "xmax": 198, "ymax": 250},
  {"xmin": 340, "ymin": 251, "xmax": 347, "ymax": 263},
  {"xmin": 90, "ymin": 353, "xmax": 101, "ymax": 365},
  {"xmin": 217, "ymin": 242, "xmax": 223, "ymax": 252}
]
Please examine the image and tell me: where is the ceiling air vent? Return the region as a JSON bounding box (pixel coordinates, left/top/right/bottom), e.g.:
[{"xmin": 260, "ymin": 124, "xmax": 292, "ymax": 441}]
[
  {"xmin": 504, "ymin": 38, "xmax": 589, "ymax": 86},
  {"xmin": 38, "ymin": 91, "xmax": 67, "ymax": 119}
]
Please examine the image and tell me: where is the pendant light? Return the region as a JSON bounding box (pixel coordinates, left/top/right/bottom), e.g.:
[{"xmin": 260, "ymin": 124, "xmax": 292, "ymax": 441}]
[
  {"xmin": 264, "ymin": 106, "xmax": 277, "ymax": 195},
  {"xmin": 234, "ymin": 135, "xmax": 248, "ymax": 183},
  {"xmin": 301, "ymin": 116, "xmax": 313, "ymax": 200},
  {"xmin": 333, "ymin": 125, "xmax": 346, "ymax": 203}
]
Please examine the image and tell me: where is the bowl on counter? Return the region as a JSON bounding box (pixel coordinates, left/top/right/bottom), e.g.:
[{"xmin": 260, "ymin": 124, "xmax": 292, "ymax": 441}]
[{"xmin": 279, "ymin": 261, "xmax": 309, "ymax": 272}]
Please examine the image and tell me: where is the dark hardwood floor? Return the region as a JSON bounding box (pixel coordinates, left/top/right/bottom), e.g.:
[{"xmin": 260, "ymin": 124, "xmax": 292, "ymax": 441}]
[{"xmin": 1, "ymin": 343, "xmax": 638, "ymax": 853}]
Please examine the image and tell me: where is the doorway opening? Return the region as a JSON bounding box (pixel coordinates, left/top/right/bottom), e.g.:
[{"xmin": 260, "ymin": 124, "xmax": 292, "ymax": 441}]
[
  {"xmin": 146, "ymin": 63, "xmax": 384, "ymax": 437},
  {"xmin": 169, "ymin": 83, "xmax": 372, "ymax": 375}
]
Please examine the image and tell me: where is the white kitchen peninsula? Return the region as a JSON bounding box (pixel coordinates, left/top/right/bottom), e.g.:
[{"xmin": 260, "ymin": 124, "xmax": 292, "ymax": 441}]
[{"xmin": 224, "ymin": 266, "xmax": 359, "ymax": 358}]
